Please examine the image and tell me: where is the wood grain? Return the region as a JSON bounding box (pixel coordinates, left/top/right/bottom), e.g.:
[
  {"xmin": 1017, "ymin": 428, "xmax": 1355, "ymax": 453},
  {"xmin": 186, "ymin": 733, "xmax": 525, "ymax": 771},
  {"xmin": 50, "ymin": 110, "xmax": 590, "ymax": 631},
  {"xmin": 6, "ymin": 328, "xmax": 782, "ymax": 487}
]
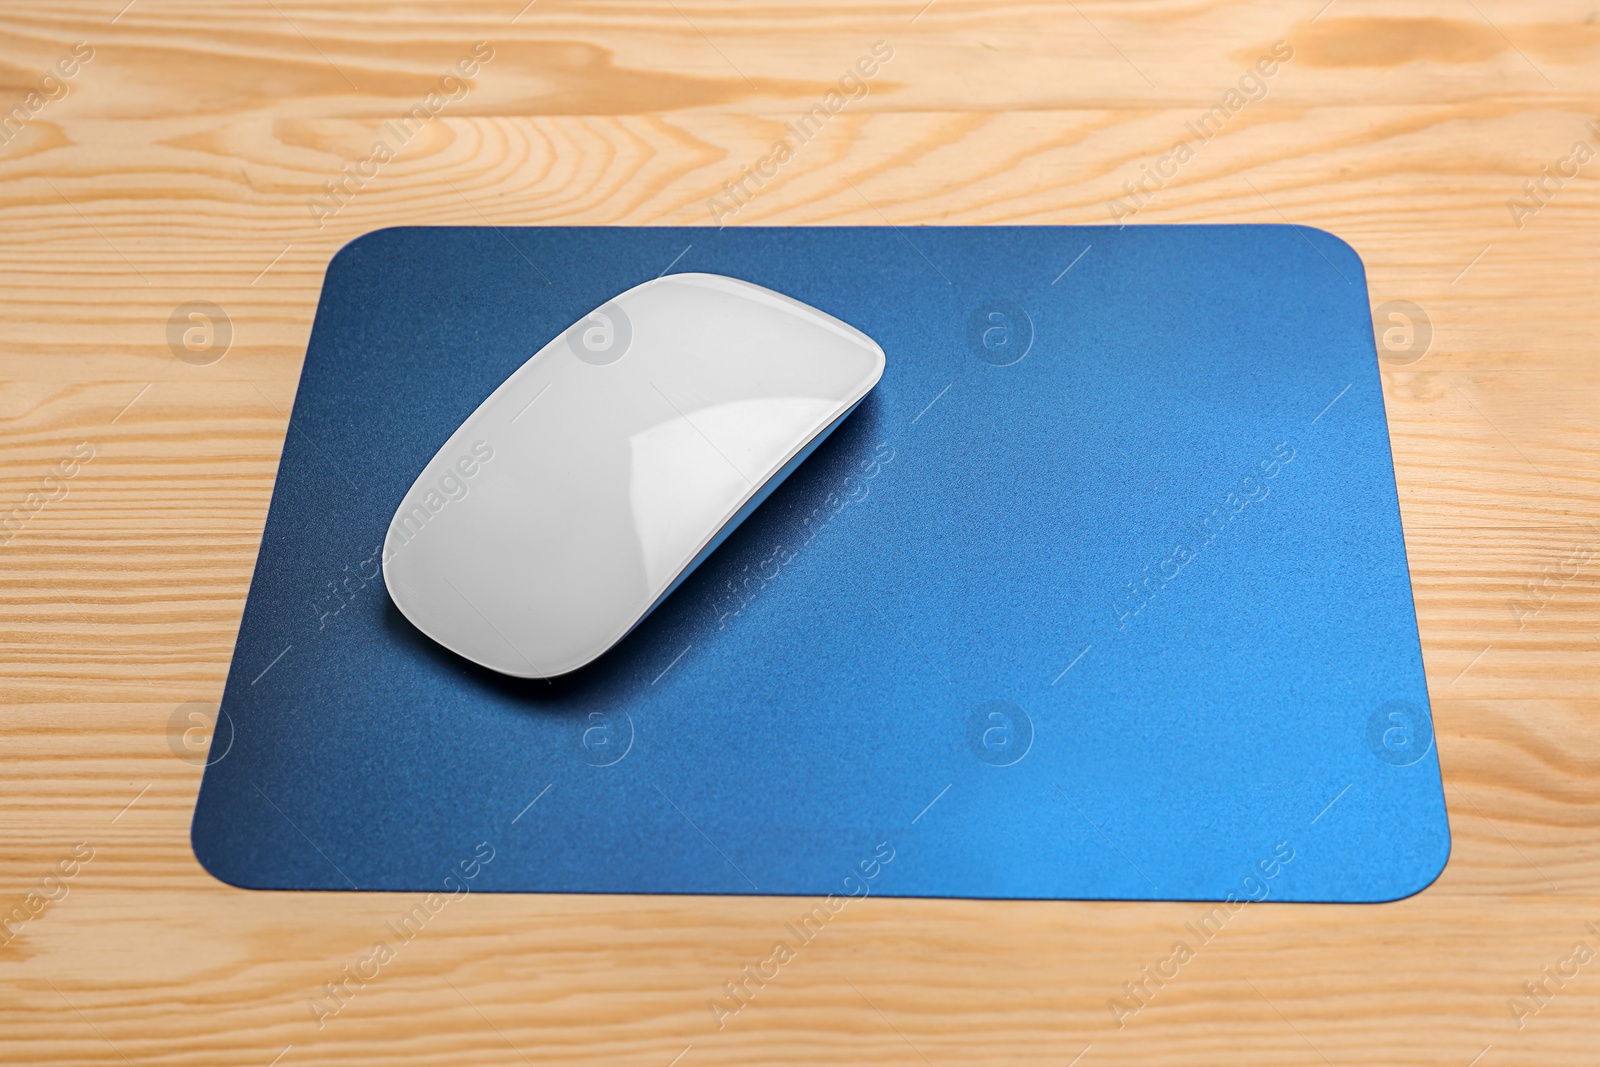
[{"xmin": 2, "ymin": 1, "xmax": 1598, "ymax": 1063}]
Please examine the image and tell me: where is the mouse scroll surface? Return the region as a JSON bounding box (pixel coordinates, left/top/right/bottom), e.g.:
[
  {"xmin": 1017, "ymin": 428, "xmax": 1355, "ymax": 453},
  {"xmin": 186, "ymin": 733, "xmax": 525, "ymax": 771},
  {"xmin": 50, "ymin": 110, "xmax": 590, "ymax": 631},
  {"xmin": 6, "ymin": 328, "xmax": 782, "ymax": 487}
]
[{"xmin": 381, "ymin": 272, "xmax": 886, "ymax": 679}]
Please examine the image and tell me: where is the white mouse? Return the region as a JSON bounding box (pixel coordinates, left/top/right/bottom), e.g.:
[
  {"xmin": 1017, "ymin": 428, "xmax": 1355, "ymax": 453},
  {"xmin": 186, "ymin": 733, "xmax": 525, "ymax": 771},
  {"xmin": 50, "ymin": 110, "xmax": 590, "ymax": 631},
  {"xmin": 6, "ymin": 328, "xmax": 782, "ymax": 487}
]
[{"xmin": 381, "ymin": 272, "xmax": 886, "ymax": 679}]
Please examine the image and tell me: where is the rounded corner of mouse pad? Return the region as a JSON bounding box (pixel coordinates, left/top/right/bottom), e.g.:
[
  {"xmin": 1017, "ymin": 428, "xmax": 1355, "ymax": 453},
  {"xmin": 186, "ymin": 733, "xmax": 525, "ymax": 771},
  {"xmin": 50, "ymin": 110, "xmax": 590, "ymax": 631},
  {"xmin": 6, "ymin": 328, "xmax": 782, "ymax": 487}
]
[{"xmin": 195, "ymin": 223, "xmax": 1447, "ymax": 903}]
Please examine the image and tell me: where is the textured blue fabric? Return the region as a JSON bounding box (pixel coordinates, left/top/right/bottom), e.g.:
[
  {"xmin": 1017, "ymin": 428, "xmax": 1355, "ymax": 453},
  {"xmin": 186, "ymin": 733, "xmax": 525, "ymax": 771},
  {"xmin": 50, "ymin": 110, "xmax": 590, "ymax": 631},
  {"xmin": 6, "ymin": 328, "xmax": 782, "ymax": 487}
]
[{"xmin": 191, "ymin": 225, "xmax": 1448, "ymax": 902}]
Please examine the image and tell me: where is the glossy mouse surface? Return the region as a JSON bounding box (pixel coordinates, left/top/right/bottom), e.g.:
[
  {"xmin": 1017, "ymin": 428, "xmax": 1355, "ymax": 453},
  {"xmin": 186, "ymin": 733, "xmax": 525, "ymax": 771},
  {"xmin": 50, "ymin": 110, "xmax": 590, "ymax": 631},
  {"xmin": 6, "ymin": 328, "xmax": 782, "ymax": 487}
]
[{"xmin": 382, "ymin": 272, "xmax": 886, "ymax": 679}]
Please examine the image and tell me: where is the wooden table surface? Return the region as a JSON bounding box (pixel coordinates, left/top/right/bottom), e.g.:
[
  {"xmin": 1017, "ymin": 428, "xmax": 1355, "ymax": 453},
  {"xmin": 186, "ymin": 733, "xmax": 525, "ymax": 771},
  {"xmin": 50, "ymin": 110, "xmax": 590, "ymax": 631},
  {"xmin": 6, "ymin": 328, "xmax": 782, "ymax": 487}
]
[{"xmin": 3, "ymin": 1, "xmax": 1597, "ymax": 1064}]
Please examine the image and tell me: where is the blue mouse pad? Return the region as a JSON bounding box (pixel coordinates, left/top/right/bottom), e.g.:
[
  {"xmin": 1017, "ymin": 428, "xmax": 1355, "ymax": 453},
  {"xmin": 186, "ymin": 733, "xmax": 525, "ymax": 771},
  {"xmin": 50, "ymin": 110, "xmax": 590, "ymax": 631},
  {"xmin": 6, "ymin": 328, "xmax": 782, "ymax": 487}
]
[{"xmin": 192, "ymin": 224, "xmax": 1449, "ymax": 902}]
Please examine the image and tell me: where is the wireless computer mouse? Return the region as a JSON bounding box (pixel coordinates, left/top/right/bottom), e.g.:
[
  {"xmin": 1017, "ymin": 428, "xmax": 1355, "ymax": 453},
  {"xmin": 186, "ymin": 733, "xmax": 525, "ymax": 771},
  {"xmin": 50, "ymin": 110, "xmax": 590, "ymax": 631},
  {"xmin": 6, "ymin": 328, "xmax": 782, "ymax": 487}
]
[{"xmin": 381, "ymin": 272, "xmax": 886, "ymax": 679}]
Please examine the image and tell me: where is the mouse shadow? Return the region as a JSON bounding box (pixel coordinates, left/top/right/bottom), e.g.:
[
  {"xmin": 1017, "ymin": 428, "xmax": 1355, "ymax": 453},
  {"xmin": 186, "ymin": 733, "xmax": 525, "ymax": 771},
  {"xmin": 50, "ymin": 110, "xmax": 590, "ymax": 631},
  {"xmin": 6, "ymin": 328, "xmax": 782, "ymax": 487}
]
[{"xmin": 382, "ymin": 394, "xmax": 888, "ymax": 718}]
